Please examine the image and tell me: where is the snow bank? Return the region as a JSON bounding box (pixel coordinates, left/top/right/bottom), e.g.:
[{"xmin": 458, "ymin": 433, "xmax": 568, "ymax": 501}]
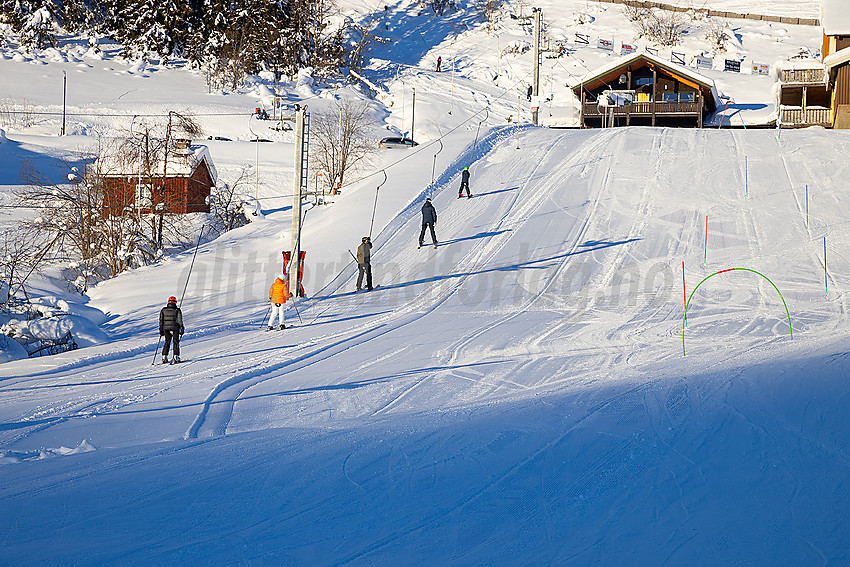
[
  {"xmin": 0, "ymin": 334, "xmax": 28, "ymax": 363},
  {"xmin": 22, "ymin": 314, "xmax": 109, "ymax": 348},
  {"xmin": 0, "ymin": 439, "xmax": 96, "ymax": 465},
  {"xmin": 32, "ymin": 296, "xmax": 108, "ymax": 325}
]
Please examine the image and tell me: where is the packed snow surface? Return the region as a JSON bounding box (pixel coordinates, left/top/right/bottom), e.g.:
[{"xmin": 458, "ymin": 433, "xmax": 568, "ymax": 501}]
[
  {"xmin": 1, "ymin": 0, "xmax": 849, "ymax": 564},
  {"xmin": 3, "ymin": 125, "xmax": 850, "ymax": 564}
]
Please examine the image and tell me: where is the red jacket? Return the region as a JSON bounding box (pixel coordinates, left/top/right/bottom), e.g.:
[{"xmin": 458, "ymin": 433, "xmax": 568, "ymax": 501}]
[{"xmin": 269, "ymin": 278, "xmax": 290, "ymax": 304}]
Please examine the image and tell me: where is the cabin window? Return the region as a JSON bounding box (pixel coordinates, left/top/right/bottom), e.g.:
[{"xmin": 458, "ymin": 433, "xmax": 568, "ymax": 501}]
[
  {"xmin": 663, "ymin": 93, "xmax": 677, "ymax": 102},
  {"xmin": 679, "ymin": 92, "xmax": 695, "ymax": 102},
  {"xmin": 135, "ymin": 183, "xmax": 153, "ymax": 208},
  {"xmin": 634, "ymin": 77, "xmax": 653, "ymax": 86}
]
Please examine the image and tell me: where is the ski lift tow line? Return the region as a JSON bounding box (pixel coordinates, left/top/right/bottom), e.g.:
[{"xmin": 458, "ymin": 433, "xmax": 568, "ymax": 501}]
[
  {"xmin": 339, "ymin": 70, "xmax": 533, "ymax": 195},
  {"xmin": 368, "ymin": 170, "xmax": 388, "ymax": 238}
]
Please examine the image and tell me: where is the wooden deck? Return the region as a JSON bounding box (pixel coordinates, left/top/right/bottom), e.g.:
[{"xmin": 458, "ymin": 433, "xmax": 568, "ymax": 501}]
[
  {"xmin": 780, "ymin": 106, "xmax": 832, "ymax": 126},
  {"xmin": 583, "ymin": 101, "xmax": 701, "ymax": 117}
]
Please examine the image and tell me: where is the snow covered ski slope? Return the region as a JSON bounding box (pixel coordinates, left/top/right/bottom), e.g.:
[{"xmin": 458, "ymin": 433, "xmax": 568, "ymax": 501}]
[{"xmin": 2, "ymin": 126, "xmax": 850, "ymax": 564}]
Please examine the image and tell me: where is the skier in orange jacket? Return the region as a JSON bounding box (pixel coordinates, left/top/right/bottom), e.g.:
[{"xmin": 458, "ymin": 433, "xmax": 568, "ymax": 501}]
[{"xmin": 268, "ymin": 274, "xmax": 291, "ymax": 330}]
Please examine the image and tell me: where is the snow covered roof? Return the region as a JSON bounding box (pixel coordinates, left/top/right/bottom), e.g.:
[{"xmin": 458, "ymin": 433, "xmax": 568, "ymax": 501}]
[
  {"xmin": 103, "ymin": 143, "xmax": 217, "ymax": 184},
  {"xmin": 823, "ymin": 46, "xmax": 850, "ymax": 83},
  {"xmin": 821, "ymin": 0, "xmax": 850, "ymax": 36},
  {"xmin": 570, "ymin": 51, "xmax": 722, "ymax": 109}
]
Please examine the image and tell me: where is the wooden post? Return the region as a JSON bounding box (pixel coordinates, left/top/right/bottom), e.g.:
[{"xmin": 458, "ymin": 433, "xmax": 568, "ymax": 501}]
[
  {"xmin": 581, "ymin": 88, "xmax": 586, "ymax": 128},
  {"xmin": 698, "ymin": 89, "xmax": 703, "ymax": 127},
  {"xmin": 651, "ymin": 66, "xmax": 657, "ymax": 126}
]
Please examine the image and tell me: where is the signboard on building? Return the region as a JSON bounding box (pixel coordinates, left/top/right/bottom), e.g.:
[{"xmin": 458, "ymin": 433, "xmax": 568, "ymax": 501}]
[
  {"xmin": 695, "ymin": 56, "xmax": 713, "ymax": 70},
  {"xmin": 724, "ymin": 59, "xmax": 741, "ymax": 72},
  {"xmin": 752, "ymin": 63, "xmax": 770, "ymax": 75},
  {"xmin": 598, "ymin": 38, "xmax": 614, "ymax": 51},
  {"xmin": 621, "ymin": 43, "xmax": 636, "ymax": 55}
]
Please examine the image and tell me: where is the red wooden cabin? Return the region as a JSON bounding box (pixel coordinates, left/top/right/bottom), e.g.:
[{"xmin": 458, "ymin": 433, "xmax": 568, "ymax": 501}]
[{"xmin": 102, "ymin": 141, "xmax": 216, "ymax": 216}]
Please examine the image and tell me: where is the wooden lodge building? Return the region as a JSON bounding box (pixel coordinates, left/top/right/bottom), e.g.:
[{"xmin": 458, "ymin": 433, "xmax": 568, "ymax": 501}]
[
  {"xmin": 821, "ymin": 0, "xmax": 850, "ymax": 128},
  {"xmin": 778, "ymin": 0, "xmax": 850, "ymax": 129},
  {"xmin": 571, "ymin": 52, "xmax": 721, "ymax": 128},
  {"xmin": 101, "ymin": 140, "xmax": 216, "ymax": 216}
]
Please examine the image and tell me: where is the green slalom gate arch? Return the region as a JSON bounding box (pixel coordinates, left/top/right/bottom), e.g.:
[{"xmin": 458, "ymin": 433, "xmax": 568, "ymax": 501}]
[{"xmin": 682, "ymin": 268, "xmax": 792, "ymax": 356}]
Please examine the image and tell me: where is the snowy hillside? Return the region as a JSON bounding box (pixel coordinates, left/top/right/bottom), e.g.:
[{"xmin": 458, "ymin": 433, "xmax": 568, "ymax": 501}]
[{"xmin": 2, "ymin": 0, "xmax": 850, "ymax": 564}]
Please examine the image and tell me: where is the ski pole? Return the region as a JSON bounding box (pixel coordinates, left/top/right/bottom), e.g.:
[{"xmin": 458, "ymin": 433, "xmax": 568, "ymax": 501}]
[
  {"xmin": 151, "ymin": 335, "xmax": 162, "ymax": 365},
  {"xmin": 348, "ymin": 249, "xmax": 357, "ymax": 262},
  {"xmin": 260, "ymin": 304, "xmax": 271, "ymax": 328}
]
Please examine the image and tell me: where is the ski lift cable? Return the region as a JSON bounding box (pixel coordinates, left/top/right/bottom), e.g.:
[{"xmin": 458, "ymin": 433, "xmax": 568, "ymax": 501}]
[{"xmin": 336, "ymin": 70, "xmax": 533, "ymax": 195}]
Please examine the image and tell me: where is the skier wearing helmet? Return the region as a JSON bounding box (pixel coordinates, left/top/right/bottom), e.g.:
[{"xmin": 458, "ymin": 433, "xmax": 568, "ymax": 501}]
[
  {"xmin": 159, "ymin": 296, "xmax": 184, "ymax": 363},
  {"xmin": 268, "ymin": 274, "xmax": 291, "ymax": 330},
  {"xmin": 458, "ymin": 166, "xmax": 471, "ymax": 198}
]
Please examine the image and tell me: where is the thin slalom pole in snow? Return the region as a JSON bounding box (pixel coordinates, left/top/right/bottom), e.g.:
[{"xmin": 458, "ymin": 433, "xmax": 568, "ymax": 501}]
[
  {"xmin": 718, "ymin": 99, "xmax": 730, "ymax": 128},
  {"xmin": 806, "ymin": 184, "xmax": 809, "ymax": 229},
  {"xmin": 824, "ymin": 236, "xmax": 828, "ymax": 295},
  {"xmin": 745, "ymin": 156, "xmax": 748, "ymax": 197},
  {"xmin": 704, "ymin": 215, "xmax": 708, "ymax": 264},
  {"xmin": 682, "ymin": 261, "xmax": 687, "ymax": 328}
]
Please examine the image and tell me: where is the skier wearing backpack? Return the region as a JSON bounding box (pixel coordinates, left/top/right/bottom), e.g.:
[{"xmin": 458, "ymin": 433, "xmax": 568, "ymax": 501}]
[
  {"xmin": 356, "ymin": 236, "xmax": 374, "ymax": 291},
  {"xmin": 268, "ymin": 274, "xmax": 291, "ymax": 330},
  {"xmin": 458, "ymin": 166, "xmax": 471, "ymax": 198},
  {"xmin": 159, "ymin": 296, "xmax": 184, "ymax": 363},
  {"xmin": 419, "ymin": 197, "xmax": 438, "ymax": 249}
]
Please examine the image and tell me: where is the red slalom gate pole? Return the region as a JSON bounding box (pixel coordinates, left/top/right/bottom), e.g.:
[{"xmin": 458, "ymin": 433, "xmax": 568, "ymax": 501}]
[{"xmin": 704, "ymin": 215, "xmax": 708, "ymax": 264}]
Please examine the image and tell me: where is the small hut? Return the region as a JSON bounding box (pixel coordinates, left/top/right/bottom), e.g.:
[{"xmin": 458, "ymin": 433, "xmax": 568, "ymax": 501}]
[{"xmin": 102, "ymin": 140, "xmax": 216, "ymax": 216}]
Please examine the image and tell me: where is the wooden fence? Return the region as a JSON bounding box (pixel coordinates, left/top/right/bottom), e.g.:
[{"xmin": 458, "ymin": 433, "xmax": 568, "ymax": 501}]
[{"xmin": 587, "ymin": 0, "xmax": 819, "ymax": 27}]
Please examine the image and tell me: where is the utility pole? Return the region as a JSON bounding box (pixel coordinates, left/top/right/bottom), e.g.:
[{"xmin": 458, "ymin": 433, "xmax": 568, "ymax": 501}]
[
  {"xmin": 411, "ymin": 87, "xmax": 416, "ymax": 141},
  {"xmin": 531, "ymin": 8, "xmax": 543, "ymax": 126},
  {"xmin": 61, "ymin": 71, "xmax": 66, "ymax": 136},
  {"xmin": 289, "ymin": 106, "xmax": 308, "ymax": 297}
]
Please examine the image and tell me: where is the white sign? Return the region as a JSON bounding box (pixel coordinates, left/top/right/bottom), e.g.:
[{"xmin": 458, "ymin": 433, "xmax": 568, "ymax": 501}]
[
  {"xmin": 752, "ymin": 63, "xmax": 770, "ymax": 75},
  {"xmin": 695, "ymin": 56, "xmax": 713, "ymax": 70},
  {"xmin": 598, "ymin": 38, "xmax": 614, "ymax": 51},
  {"xmin": 621, "ymin": 43, "xmax": 636, "ymax": 55}
]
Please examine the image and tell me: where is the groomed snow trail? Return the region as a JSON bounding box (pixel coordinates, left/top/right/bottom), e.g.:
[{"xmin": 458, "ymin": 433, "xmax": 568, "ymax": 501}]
[{"xmin": 1, "ymin": 127, "xmax": 850, "ymax": 565}]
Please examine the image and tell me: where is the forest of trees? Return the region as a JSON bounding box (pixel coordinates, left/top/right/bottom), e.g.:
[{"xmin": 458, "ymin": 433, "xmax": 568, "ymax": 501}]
[{"xmin": 0, "ymin": 0, "xmax": 347, "ymax": 79}]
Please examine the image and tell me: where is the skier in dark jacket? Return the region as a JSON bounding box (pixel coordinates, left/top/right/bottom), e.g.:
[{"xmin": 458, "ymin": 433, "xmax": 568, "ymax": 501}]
[
  {"xmin": 419, "ymin": 197, "xmax": 438, "ymax": 249},
  {"xmin": 458, "ymin": 166, "xmax": 471, "ymax": 198},
  {"xmin": 356, "ymin": 236, "xmax": 373, "ymax": 291},
  {"xmin": 159, "ymin": 296, "xmax": 184, "ymax": 363}
]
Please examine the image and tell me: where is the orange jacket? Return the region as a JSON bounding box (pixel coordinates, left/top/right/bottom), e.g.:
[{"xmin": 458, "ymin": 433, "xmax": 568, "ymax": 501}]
[{"xmin": 269, "ymin": 278, "xmax": 290, "ymax": 304}]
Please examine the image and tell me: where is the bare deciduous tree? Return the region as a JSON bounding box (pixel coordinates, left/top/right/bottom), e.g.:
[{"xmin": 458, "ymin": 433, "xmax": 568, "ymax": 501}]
[
  {"xmin": 623, "ymin": 5, "xmax": 688, "ymax": 46},
  {"xmin": 207, "ymin": 168, "xmax": 253, "ymax": 235},
  {"xmin": 310, "ymin": 100, "xmax": 377, "ymax": 191}
]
